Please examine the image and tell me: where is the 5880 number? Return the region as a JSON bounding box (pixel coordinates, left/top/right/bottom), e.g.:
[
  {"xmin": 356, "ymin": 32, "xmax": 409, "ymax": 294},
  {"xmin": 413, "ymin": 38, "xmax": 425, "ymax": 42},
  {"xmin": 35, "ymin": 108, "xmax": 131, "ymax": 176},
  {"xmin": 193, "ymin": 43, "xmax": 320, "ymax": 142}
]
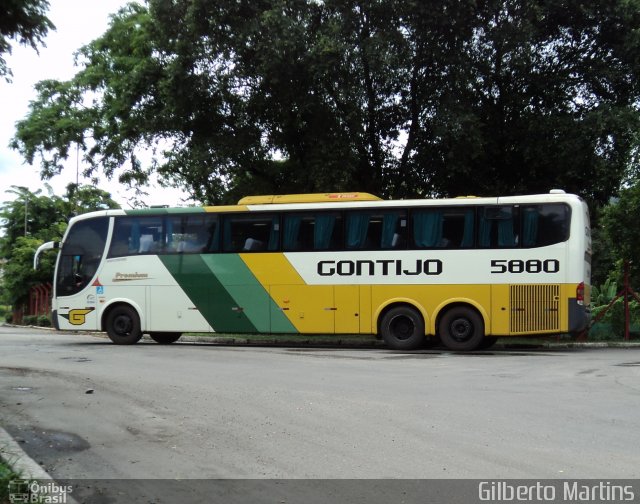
[{"xmin": 490, "ymin": 259, "xmax": 560, "ymax": 274}]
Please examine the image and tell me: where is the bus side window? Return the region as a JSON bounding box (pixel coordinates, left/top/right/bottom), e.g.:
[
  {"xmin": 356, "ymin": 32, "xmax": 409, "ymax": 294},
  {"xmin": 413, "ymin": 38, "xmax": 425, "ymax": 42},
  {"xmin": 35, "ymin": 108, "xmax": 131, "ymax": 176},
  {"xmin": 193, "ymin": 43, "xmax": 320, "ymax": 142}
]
[
  {"xmin": 202, "ymin": 215, "xmax": 220, "ymax": 252},
  {"xmin": 108, "ymin": 219, "xmax": 133, "ymax": 257},
  {"xmin": 410, "ymin": 208, "xmax": 474, "ymax": 249},
  {"xmin": 170, "ymin": 215, "xmax": 220, "ymax": 253},
  {"xmin": 521, "ymin": 204, "xmax": 570, "ymax": 247},
  {"xmin": 283, "ymin": 214, "xmax": 308, "ymax": 251},
  {"xmin": 478, "ymin": 206, "xmax": 520, "ymax": 248},
  {"xmin": 346, "ymin": 212, "xmax": 372, "ymax": 249},
  {"xmin": 344, "ymin": 210, "xmax": 406, "ymax": 250},
  {"xmin": 282, "ymin": 212, "xmax": 343, "ymax": 251},
  {"xmin": 222, "ymin": 214, "xmax": 279, "ymax": 252},
  {"xmin": 382, "ymin": 212, "xmax": 407, "ymax": 249}
]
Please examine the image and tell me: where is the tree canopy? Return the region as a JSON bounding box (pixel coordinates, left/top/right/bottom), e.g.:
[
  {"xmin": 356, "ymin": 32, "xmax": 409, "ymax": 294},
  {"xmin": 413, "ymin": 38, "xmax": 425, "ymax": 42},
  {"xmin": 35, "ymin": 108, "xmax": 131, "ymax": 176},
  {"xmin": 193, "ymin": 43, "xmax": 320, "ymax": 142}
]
[
  {"xmin": 11, "ymin": 0, "xmax": 640, "ymax": 206},
  {"xmin": 0, "ymin": 0, "xmax": 54, "ymax": 79},
  {"xmin": 598, "ymin": 184, "xmax": 640, "ymax": 288}
]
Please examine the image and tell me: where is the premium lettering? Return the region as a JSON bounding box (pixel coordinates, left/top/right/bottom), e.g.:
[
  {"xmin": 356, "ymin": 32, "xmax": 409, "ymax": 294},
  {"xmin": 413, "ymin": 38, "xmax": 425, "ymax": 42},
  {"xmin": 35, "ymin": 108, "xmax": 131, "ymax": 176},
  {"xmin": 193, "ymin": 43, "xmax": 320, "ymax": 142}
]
[
  {"xmin": 317, "ymin": 259, "xmax": 442, "ymax": 277},
  {"xmin": 113, "ymin": 272, "xmax": 149, "ymax": 282}
]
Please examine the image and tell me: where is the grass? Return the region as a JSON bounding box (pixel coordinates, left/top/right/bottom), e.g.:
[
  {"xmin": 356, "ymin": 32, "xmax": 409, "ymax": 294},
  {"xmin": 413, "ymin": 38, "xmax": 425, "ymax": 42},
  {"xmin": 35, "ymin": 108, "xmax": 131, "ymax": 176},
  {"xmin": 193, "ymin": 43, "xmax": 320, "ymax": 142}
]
[
  {"xmin": 0, "ymin": 305, "xmax": 9, "ymax": 324},
  {"xmin": 0, "ymin": 455, "xmax": 22, "ymax": 504}
]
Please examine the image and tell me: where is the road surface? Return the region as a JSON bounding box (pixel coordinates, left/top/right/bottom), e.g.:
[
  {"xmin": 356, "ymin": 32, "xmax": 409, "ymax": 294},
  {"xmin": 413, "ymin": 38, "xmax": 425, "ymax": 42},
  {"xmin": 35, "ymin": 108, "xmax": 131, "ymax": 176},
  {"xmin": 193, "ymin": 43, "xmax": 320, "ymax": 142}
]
[{"xmin": 1, "ymin": 325, "xmax": 640, "ymax": 502}]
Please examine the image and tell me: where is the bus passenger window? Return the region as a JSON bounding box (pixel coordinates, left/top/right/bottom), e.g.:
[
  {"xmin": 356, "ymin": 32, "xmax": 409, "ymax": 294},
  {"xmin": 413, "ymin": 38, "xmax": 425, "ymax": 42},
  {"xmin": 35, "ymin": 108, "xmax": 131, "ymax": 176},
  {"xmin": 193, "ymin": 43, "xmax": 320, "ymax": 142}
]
[
  {"xmin": 344, "ymin": 210, "xmax": 406, "ymax": 250},
  {"xmin": 410, "ymin": 208, "xmax": 474, "ymax": 249},
  {"xmin": 521, "ymin": 204, "xmax": 570, "ymax": 247},
  {"xmin": 223, "ymin": 215, "xmax": 279, "ymax": 252},
  {"xmin": 478, "ymin": 206, "xmax": 520, "ymax": 248},
  {"xmin": 411, "ymin": 209, "xmax": 444, "ymax": 248},
  {"xmin": 109, "ymin": 216, "xmax": 166, "ymax": 256},
  {"xmin": 170, "ymin": 215, "xmax": 219, "ymax": 253},
  {"xmin": 283, "ymin": 212, "xmax": 343, "ymax": 251},
  {"xmin": 381, "ymin": 212, "xmax": 407, "ymax": 249},
  {"xmin": 346, "ymin": 212, "xmax": 372, "ymax": 249}
]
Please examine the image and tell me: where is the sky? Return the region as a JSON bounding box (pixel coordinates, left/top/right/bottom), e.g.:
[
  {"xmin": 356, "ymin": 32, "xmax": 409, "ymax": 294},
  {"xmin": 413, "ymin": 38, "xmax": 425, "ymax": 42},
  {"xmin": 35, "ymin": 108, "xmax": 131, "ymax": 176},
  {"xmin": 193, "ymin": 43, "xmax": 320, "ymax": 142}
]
[{"xmin": 0, "ymin": 0, "xmax": 187, "ymax": 209}]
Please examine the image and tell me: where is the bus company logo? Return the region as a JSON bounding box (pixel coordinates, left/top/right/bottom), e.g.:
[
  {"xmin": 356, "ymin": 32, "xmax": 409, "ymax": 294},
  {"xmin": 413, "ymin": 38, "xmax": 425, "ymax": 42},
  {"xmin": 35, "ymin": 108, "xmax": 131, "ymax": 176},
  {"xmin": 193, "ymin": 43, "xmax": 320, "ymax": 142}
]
[
  {"xmin": 317, "ymin": 259, "xmax": 443, "ymax": 277},
  {"xmin": 60, "ymin": 308, "xmax": 95, "ymax": 326},
  {"xmin": 113, "ymin": 272, "xmax": 149, "ymax": 282}
]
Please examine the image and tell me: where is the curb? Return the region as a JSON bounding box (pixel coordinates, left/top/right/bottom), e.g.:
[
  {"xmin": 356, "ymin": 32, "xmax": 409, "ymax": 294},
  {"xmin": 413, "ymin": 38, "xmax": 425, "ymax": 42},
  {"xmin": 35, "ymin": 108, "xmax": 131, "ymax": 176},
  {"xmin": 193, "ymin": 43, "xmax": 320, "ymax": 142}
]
[
  {"xmin": 0, "ymin": 427, "xmax": 80, "ymax": 504},
  {"xmin": 0, "ymin": 426, "xmax": 52, "ymax": 481}
]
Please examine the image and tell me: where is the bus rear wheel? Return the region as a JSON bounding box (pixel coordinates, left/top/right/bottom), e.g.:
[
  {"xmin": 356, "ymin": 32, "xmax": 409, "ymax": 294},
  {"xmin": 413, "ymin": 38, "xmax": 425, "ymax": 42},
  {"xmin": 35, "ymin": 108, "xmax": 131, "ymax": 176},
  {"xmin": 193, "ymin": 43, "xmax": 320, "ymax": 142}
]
[
  {"xmin": 379, "ymin": 306, "xmax": 425, "ymax": 350},
  {"xmin": 149, "ymin": 332, "xmax": 182, "ymax": 344},
  {"xmin": 438, "ymin": 306, "xmax": 484, "ymax": 351},
  {"xmin": 105, "ymin": 305, "xmax": 142, "ymax": 345}
]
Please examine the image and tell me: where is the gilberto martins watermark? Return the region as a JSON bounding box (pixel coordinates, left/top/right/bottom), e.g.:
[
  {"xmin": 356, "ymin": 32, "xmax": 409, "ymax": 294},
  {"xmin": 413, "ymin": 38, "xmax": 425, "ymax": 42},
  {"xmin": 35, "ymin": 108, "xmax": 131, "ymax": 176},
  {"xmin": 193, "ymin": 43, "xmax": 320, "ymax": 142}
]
[
  {"xmin": 7, "ymin": 479, "xmax": 73, "ymax": 504},
  {"xmin": 5, "ymin": 478, "xmax": 640, "ymax": 503},
  {"xmin": 479, "ymin": 481, "xmax": 636, "ymax": 503}
]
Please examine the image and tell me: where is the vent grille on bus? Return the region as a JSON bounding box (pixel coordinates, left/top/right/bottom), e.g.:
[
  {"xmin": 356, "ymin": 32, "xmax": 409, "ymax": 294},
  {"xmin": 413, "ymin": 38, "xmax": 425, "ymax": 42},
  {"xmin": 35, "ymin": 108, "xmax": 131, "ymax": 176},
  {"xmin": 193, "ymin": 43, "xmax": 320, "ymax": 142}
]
[{"xmin": 509, "ymin": 284, "xmax": 560, "ymax": 333}]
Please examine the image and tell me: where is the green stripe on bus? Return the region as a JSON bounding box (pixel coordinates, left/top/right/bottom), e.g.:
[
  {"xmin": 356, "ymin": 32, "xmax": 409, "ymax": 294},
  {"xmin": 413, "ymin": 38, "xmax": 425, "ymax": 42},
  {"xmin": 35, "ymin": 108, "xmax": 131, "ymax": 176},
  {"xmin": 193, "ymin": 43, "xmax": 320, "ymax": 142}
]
[
  {"xmin": 159, "ymin": 254, "xmax": 297, "ymax": 334},
  {"xmin": 199, "ymin": 255, "xmax": 297, "ymax": 333},
  {"xmin": 159, "ymin": 254, "xmax": 258, "ymax": 333}
]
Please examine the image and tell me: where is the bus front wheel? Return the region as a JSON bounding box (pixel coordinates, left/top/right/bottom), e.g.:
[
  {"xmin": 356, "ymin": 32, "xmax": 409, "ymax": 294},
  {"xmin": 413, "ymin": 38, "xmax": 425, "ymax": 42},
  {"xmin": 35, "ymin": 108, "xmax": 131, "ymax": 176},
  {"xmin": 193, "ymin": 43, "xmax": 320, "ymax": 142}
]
[
  {"xmin": 150, "ymin": 332, "xmax": 182, "ymax": 344},
  {"xmin": 379, "ymin": 306, "xmax": 425, "ymax": 350},
  {"xmin": 105, "ymin": 305, "xmax": 142, "ymax": 345},
  {"xmin": 438, "ymin": 306, "xmax": 484, "ymax": 351}
]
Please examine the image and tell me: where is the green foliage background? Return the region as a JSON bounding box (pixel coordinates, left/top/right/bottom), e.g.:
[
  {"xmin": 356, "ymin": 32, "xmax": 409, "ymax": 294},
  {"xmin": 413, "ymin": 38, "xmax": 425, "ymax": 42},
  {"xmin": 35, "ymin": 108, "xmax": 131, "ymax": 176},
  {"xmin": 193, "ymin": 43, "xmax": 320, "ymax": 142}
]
[
  {"xmin": 9, "ymin": 0, "xmax": 640, "ymax": 206},
  {"xmin": 2, "ymin": 0, "xmax": 640, "ymax": 336},
  {"xmin": 0, "ymin": 185, "xmax": 119, "ymax": 309}
]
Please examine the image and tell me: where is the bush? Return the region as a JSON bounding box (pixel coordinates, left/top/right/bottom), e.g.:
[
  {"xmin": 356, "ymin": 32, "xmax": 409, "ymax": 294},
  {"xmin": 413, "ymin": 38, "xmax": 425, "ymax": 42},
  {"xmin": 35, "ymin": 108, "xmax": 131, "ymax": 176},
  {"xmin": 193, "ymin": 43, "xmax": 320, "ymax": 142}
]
[
  {"xmin": 591, "ymin": 300, "xmax": 640, "ymax": 340},
  {"xmin": 20, "ymin": 314, "xmax": 51, "ymax": 327}
]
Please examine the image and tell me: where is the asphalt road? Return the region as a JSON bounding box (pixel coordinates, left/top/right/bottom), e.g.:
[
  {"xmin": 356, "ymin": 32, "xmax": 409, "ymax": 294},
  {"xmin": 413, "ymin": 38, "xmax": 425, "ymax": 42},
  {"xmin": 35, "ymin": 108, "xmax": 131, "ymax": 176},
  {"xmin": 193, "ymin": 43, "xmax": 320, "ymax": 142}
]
[{"xmin": 1, "ymin": 325, "xmax": 640, "ymax": 502}]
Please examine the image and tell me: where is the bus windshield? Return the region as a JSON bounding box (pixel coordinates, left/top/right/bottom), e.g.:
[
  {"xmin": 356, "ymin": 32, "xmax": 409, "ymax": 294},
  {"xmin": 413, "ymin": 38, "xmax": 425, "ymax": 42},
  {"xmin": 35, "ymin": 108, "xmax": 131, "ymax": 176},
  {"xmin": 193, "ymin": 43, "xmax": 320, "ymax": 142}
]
[{"xmin": 56, "ymin": 217, "xmax": 109, "ymax": 297}]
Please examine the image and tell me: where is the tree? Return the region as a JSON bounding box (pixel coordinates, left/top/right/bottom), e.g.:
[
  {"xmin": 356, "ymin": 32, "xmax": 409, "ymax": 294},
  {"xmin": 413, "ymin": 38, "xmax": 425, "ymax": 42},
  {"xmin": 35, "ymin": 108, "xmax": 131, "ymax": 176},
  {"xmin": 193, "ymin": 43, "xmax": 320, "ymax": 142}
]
[
  {"xmin": 11, "ymin": 0, "xmax": 640, "ymax": 206},
  {"xmin": 0, "ymin": 0, "xmax": 55, "ymax": 80},
  {"xmin": 0, "ymin": 184, "xmax": 119, "ymax": 307},
  {"xmin": 598, "ymin": 182, "xmax": 640, "ymax": 289}
]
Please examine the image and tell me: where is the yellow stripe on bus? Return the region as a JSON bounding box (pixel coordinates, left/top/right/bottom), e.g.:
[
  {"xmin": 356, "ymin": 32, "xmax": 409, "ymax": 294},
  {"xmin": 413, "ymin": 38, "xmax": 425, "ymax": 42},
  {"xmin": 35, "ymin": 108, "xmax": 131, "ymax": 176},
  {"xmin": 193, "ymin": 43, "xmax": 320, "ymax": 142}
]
[{"xmin": 239, "ymin": 253, "xmax": 305, "ymax": 285}]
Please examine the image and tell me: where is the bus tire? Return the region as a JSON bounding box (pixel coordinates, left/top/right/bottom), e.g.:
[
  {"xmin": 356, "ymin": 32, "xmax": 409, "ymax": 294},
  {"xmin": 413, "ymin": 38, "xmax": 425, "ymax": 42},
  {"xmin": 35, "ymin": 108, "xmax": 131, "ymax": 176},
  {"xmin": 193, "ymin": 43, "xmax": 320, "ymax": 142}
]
[
  {"xmin": 105, "ymin": 305, "xmax": 142, "ymax": 345},
  {"xmin": 150, "ymin": 332, "xmax": 182, "ymax": 344},
  {"xmin": 438, "ymin": 306, "xmax": 484, "ymax": 351},
  {"xmin": 379, "ymin": 306, "xmax": 425, "ymax": 350}
]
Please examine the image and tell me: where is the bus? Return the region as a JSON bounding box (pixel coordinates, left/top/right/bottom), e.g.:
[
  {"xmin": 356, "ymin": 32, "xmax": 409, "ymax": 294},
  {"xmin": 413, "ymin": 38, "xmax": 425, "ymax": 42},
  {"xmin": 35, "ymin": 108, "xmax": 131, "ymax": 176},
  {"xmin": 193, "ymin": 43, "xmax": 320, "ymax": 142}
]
[{"xmin": 34, "ymin": 190, "xmax": 591, "ymax": 351}]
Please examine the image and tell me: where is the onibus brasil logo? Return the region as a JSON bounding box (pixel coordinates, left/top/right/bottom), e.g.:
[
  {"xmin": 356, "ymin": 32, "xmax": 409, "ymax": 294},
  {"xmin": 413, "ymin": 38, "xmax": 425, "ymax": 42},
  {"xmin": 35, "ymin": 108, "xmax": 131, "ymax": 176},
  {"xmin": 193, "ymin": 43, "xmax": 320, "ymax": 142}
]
[{"xmin": 8, "ymin": 479, "xmax": 73, "ymax": 503}]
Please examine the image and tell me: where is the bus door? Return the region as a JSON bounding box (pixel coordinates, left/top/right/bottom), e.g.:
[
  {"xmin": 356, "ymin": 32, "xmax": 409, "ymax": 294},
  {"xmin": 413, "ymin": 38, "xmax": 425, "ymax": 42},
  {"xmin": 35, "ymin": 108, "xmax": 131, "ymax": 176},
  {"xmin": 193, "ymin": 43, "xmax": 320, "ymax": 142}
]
[{"xmin": 334, "ymin": 285, "xmax": 360, "ymax": 334}]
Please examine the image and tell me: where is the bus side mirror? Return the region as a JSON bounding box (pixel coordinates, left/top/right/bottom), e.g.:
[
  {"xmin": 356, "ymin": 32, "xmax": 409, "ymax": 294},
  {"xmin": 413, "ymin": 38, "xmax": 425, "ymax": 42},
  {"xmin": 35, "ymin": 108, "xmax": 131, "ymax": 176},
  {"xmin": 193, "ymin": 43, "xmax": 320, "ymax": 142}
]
[{"xmin": 33, "ymin": 241, "xmax": 59, "ymax": 269}]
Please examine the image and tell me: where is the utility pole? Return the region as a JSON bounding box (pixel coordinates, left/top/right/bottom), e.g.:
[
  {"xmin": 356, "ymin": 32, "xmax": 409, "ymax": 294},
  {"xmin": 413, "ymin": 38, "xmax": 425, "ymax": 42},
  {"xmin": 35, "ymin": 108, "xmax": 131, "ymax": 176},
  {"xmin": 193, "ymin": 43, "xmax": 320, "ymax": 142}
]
[{"xmin": 24, "ymin": 195, "xmax": 28, "ymax": 236}]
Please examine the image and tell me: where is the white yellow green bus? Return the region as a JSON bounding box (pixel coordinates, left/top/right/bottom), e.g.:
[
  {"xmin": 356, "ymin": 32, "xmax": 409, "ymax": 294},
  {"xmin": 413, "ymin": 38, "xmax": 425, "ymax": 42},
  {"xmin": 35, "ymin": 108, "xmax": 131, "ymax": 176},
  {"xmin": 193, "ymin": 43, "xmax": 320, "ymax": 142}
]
[{"xmin": 34, "ymin": 190, "xmax": 591, "ymax": 351}]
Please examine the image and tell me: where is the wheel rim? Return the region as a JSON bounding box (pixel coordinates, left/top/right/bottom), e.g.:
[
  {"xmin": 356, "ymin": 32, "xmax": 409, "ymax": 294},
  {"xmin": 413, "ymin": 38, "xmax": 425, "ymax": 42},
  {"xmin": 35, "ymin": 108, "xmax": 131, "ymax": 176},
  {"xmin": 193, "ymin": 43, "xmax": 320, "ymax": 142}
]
[
  {"xmin": 389, "ymin": 315, "xmax": 415, "ymax": 341},
  {"xmin": 449, "ymin": 317, "xmax": 473, "ymax": 342},
  {"xmin": 113, "ymin": 314, "xmax": 133, "ymax": 336}
]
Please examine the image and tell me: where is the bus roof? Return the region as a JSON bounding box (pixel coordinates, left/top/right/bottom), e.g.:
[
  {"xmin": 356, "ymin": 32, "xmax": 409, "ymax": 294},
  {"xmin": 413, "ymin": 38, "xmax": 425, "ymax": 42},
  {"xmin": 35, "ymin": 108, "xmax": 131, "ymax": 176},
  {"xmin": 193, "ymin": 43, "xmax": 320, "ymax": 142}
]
[
  {"xmin": 66, "ymin": 191, "xmax": 585, "ymax": 222},
  {"xmin": 237, "ymin": 193, "xmax": 382, "ymax": 204}
]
